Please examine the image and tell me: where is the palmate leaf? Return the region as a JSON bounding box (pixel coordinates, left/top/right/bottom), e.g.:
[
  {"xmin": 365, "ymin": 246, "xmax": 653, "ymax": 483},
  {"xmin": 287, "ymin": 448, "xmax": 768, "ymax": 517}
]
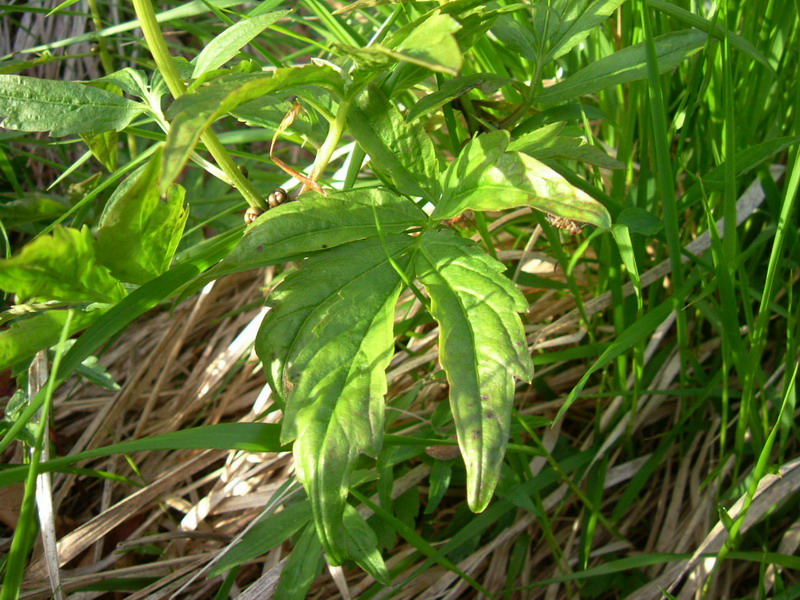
[
  {"xmin": 255, "ymin": 235, "xmax": 414, "ymax": 564},
  {"xmin": 0, "ymin": 75, "xmax": 146, "ymax": 136},
  {"xmin": 0, "ymin": 226, "xmax": 126, "ymax": 304},
  {"xmin": 435, "ymin": 130, "xmax": 612, "ymax": 229},
  {"xmin": 415, "ymin": 229, "xmax": 533, "ymax": 512}
]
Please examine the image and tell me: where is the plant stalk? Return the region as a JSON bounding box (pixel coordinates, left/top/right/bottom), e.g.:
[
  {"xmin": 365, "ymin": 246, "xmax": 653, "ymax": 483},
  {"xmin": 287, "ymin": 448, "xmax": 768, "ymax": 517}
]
[
  {"xmin": 131, "ymin": 0, "xmax": 266, "ymax": 210},
  {"xmin": 302, "ymin": 98, "xmax": 352, "ymax": 192}
]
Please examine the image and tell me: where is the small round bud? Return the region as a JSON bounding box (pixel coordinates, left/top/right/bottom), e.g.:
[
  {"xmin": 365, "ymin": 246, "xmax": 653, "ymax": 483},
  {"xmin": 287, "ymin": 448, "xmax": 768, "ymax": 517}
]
[
  {"xmin": 244, "ymin": 207, "xmax": 263, "ymax": 224},
  {"xmin": 268, "ymin": 187, "xmax": 288, "ymax": 208}
]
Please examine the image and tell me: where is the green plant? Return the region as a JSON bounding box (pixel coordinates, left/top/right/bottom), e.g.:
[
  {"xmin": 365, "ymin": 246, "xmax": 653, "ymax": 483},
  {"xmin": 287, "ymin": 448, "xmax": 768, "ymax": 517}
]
[
  {"xmin": 0, "ymin": 0, "xmax": 621, "ymax": 570},
  {"xmin": 1, "ymin": 0, "xmax": 798, "ymax": 598}
]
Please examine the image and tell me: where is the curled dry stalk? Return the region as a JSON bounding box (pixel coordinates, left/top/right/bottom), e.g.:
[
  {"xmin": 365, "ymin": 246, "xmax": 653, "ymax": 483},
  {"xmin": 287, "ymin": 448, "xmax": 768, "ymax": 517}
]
[{"xmin": 269, "ymin": 99, "xmax": 325, "ymax": 197}]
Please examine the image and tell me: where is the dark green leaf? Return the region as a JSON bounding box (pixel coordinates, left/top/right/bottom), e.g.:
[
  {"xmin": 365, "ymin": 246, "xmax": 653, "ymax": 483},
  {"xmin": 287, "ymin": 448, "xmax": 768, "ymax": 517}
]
[
  {"xmin": 682, "ymin": 136, "xmax": 800, "ymax": 205},
  {"xmin": 211, "ymin": 501, "xmax": 313, "ymax": 575},
  {"xmin": 0, "ymin": 226, "xmax": 126, "ymax": 303},
  {"xmin": 407, "ymin": 73, "xmax": 511, "ymax": 122},
  {"xmin": 192, "ymin": 11, "xmax": 289, "ymax": 78},
  {"xmin": 446, "ymin": 2, "xmax": 504, "ymax": 53},
  {"xmin": 0, "ymin": 194, "xmax": 68, "ymax": 225},
  {"xmin": 425, "ymin": 459, "xmax": 453, "ymax": 514},
  {"xmin": 195, "ymin": 188, "xmax": 425, "ymax": 286},
  {"xmin": 435, "ymin": 131, "xmax": 612, "ymax": 229},
  {"xmin": 256, "ymin": 235, "xmax": 414, "ymax": 563},
  {"xmin": 557, "ymin": 298, "xmax": 675, "ymax": 421},
  {"xmin": 491, "ymin": 15, "xmax": 538, "ymax": 62},
  {"xmin": 0, "ymin": 75, "xmax": 147, "ymax": 136},
  {"xmin": 617, "ymin": 207, "xmax": 663, "ymax": 235},
  {"xmin": 73, "ymin": 355, "xmax": 121, "ymax": 390},
  {"xmin": 347, "ymin": 86, "xmax": 442, "ymax": 200},
  {"xmin": 415, "ymin": 230, "xmax": 533, "ymax": 511},
  {"xmin": 274, "ymin": 523, "xmax": 324, "ymax": 600},
  {"xmin": 97, "ymin": 150, "xmax": 188, "ymax": 285},
  {"xmin": 649, "ymin": 0, "xmax": 772, "ymax": 71},
  {"xmin": 343, "ymin": 504, "xmax": 391, "ymax": 584},
  {"xmin": 539, "ymin": 30, "xmax": 707, "ymax": 105}
]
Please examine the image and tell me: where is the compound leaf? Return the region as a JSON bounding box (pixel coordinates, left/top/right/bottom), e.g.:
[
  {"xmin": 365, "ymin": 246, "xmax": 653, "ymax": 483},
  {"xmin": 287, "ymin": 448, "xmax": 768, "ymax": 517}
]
[
  {"xmin": 255, "ymin": 235, "xmax": 414, "ymax": 563},
  {"xmin": 0, "ymin": 75, "xmax": 146, "ymax": 136},
  {"xmin": 415, "ymin": 229, "xmax": 533, "ymax": 512},
  {"xmin": 545, "ymin": 0, "xmax": 629, "ymax": 61},
  {"xmin": 407, "ymin": 73, "xmax": 511, "ymax": 122}
]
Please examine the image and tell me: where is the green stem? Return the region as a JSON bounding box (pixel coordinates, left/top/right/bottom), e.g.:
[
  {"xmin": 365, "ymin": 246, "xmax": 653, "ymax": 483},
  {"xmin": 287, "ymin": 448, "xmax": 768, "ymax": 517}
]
[
  {"xmin": 87, "ymin": 0, "xmax": 115, "ymax": 74},
  {"xmin": 131, "ymin": 0, "xmax": 266, "ymax": 210},
  {"xmin": 304, "ymin": 98, "xmax": 352, "ymax": 190}
]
